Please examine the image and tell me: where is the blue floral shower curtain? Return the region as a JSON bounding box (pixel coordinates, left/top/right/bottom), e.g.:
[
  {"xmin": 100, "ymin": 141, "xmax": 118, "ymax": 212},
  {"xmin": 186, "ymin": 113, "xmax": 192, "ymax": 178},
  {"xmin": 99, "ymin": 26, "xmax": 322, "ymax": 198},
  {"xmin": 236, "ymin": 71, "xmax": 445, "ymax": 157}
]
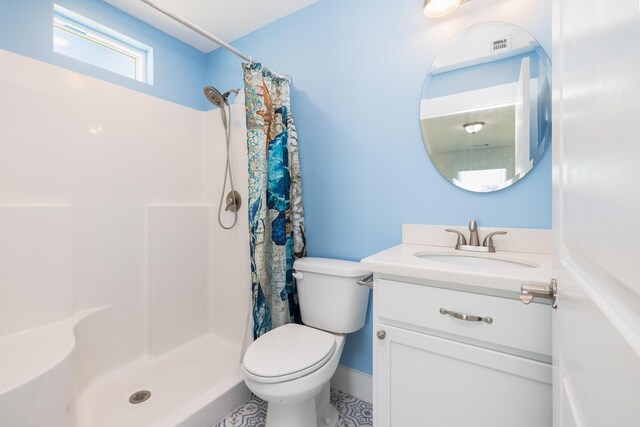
[{"xmin": 243, "ymin": 63, "xmax": 306, "ymax": 339}]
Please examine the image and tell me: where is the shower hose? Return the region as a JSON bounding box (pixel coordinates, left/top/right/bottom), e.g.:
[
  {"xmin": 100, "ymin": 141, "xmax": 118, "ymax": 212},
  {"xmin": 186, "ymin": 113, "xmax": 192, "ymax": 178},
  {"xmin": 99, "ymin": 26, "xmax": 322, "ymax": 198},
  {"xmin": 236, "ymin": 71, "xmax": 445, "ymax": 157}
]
[{"xmin": 218, "ymin": 99, "xmax": 238, "ymax": 230}]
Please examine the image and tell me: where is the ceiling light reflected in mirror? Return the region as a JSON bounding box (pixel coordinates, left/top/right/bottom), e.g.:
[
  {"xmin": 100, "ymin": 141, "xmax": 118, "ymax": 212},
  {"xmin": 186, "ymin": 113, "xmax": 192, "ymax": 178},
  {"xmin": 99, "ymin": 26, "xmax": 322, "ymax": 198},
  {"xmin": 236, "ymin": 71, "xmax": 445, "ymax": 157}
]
[{"xmin": 463, "ymin": 122, "xmax": 485, "ymax": 134}]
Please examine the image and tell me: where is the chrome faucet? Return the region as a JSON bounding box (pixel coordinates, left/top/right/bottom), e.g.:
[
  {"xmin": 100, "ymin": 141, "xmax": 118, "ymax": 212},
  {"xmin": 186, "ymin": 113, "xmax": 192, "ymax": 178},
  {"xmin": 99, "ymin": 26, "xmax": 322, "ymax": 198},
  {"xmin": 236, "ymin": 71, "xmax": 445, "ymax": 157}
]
[{"xmin": 445, "ymin": 220, "xmax": 507, "ymax": 253}]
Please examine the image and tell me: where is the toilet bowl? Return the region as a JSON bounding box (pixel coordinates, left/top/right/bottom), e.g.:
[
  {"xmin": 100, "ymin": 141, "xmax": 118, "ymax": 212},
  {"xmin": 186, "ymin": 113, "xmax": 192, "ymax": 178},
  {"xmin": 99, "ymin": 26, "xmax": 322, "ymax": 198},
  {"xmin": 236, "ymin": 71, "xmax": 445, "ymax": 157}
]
[
  {"xmin": 241, "ymin": 258, "xmax": 370, "ymax": 427},
  {"xmin": 243, "ymin": 324, "xmax": 345, "ymax": 427}
]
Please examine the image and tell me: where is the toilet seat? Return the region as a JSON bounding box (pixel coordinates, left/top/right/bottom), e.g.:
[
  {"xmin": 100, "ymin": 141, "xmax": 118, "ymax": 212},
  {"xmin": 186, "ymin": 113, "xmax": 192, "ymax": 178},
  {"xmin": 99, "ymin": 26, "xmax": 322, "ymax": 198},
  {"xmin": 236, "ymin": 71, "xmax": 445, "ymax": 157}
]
[{"xmin": 243, "ymin": 324, "xmax": 336, "ymax": 384}]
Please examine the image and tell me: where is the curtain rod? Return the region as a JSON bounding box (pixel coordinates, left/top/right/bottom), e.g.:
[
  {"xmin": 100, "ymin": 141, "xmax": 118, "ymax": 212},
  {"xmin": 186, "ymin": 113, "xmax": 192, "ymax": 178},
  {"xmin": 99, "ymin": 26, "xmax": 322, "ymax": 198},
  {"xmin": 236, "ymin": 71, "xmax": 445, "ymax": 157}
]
[{"xmin": 139, "ymin": 0, "xmax": 253, "ymax": 63}]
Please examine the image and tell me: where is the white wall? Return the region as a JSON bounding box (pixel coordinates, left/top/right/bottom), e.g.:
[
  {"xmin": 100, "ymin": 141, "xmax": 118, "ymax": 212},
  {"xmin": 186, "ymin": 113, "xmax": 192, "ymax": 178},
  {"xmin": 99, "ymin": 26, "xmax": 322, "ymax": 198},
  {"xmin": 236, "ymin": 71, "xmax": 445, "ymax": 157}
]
[
  {"xmin": 0, "ymin": 48, "xmax": 250, "ymax": 372},
  {"xmin": 0, "ymin": 206, "xmax": 73, "ymax": 336},
  {"xmin": 204, "ymin": 98, "xmax": 252, "ymax": 348},
  {"xmin": 148, "ymin": 205, "xmax": 211, "ymax": 356}
]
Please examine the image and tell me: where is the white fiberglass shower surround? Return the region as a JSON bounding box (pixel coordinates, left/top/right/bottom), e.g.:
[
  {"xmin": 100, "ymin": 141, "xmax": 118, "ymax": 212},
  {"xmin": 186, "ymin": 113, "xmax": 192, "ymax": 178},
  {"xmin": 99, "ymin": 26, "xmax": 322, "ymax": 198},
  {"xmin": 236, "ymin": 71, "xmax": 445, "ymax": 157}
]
[{"xmin": 0, "ymin": 48, "xmax": 251, "ymax": 427}]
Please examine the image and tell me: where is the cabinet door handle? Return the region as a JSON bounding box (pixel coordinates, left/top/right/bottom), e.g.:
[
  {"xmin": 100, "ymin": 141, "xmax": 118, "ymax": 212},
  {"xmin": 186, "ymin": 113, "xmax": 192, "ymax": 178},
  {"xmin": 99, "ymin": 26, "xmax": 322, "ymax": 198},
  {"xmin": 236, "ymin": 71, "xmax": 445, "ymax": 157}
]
[{"xmin": 439, "ymin": 308, "xmax": 493, "ymax": 324}]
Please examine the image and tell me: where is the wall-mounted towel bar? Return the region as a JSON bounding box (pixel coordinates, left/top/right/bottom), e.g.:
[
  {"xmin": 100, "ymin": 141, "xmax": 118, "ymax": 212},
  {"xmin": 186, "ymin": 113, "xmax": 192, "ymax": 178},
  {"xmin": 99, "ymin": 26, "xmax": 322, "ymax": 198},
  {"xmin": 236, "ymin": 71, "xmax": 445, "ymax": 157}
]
[{"xmin": 357, "ymin": 273, "xmax": 374, "ymax": 288}]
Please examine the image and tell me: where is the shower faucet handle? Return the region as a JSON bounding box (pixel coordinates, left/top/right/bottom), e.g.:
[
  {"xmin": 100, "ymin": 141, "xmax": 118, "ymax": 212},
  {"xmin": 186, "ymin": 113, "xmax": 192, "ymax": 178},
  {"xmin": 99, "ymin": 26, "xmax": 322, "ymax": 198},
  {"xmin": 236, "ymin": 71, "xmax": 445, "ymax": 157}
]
[
  {"xmin": 224, "ymin": 191, "xmax": 242, "ymax": 212},
  {"xmin": 224, "ymin": 195, "xmax": 234, "ymax": 211}
]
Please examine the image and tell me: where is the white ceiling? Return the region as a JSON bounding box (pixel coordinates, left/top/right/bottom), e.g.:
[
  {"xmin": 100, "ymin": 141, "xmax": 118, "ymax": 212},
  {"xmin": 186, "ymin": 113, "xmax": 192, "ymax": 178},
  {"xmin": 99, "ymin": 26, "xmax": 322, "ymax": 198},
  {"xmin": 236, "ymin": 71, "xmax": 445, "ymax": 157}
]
[
  {"xmin": 104, "ymin": 0, "xmax": 319, "ymax": 53},
  {"xmin": 432, "ymin": 22, "xmax": 539, "ymax": 74},
  {"xmin": 423, "ymin": 105, "xmax": 516, "ymax": 154}
]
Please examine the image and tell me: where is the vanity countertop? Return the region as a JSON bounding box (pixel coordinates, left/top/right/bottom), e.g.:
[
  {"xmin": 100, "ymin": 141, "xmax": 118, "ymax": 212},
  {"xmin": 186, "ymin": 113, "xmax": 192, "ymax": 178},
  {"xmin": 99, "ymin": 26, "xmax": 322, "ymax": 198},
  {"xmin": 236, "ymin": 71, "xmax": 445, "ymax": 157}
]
[{"xmin": 361, "ymin": 243, "xmax": 553, "ymax": 294}]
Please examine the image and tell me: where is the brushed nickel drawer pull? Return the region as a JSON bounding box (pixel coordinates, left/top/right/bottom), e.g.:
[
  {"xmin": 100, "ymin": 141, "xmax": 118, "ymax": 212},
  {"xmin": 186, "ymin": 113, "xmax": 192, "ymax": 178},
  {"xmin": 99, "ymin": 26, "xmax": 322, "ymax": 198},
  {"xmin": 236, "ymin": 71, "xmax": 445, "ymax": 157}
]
[{"xmin": 439, "ymin": 308, "xmax": 493, "ymax": 324}]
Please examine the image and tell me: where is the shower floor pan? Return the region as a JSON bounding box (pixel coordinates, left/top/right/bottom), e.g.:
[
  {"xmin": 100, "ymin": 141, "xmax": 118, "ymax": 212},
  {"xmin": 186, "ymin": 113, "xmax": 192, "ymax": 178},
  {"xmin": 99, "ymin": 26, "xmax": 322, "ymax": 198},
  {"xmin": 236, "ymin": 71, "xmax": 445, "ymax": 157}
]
[{"xmin": 77, "ymin": 334, "xmax": 249, "ymax": 427}]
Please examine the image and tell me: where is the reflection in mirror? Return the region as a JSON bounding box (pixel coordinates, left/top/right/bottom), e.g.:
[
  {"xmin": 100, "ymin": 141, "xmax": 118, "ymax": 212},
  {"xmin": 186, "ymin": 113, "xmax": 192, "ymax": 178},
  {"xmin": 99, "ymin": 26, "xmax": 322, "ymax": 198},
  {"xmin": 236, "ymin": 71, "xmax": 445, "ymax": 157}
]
[{"xmin": 420, "ymin": 22, "xmax": 551, "ymax": 192}]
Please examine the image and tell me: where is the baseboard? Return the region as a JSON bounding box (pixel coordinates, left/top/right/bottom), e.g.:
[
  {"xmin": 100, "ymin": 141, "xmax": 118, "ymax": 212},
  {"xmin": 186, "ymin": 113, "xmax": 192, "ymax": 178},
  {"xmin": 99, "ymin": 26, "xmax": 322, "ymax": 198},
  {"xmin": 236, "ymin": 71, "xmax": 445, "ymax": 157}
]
[{"xmin": 331, "ymin": 365, "xmax": 373, "ymax": 403}]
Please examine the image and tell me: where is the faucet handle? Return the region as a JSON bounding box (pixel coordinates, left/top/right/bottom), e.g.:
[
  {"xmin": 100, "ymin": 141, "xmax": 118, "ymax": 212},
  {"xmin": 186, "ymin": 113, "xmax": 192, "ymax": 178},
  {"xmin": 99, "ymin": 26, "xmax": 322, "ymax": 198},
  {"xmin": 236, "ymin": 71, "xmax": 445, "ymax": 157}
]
[
  {"xmin": 445, "ymin": 229, "xmax": 467, "ymax": 249},
  {"xmin": 482, "ymin": 231, "xmax": 507, "ymax": 252}
]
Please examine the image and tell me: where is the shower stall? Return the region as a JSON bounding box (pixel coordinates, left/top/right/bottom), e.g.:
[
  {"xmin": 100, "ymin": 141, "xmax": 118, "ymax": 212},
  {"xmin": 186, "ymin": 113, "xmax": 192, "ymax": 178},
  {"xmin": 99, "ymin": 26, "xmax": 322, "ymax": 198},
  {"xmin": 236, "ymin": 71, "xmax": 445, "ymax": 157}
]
[{"xmin": 0, "ymin": 47, "xmax": 251, "ymax": 426}]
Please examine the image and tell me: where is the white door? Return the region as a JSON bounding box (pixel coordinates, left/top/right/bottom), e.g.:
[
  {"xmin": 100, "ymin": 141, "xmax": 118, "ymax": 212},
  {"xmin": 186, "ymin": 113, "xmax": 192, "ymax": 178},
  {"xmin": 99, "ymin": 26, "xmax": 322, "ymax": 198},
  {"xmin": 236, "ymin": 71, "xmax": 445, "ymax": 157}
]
[
  {"xmin": 553, "ymin": 0, "xmax": 640, "ymax": 425},
  {"xmin": 515, "ymin": 56, "xmax": 531, "ymax": 177}
]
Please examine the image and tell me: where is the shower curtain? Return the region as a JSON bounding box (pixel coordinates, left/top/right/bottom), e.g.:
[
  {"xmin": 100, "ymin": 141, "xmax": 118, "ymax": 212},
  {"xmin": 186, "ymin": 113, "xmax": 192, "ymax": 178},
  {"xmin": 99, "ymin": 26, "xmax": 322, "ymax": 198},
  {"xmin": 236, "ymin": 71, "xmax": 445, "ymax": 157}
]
[{"xmin": 243, "ymin": 62, "xmax": 306, "ymax": 339}]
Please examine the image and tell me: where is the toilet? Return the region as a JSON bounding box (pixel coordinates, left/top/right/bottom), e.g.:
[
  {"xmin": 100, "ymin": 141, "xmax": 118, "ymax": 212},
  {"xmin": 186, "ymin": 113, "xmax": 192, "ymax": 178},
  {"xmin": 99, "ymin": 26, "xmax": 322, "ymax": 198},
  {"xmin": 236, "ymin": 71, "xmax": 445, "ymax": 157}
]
[{"xmin": 242, "ymin": 258, "xmax": 371, "ymax": 427}]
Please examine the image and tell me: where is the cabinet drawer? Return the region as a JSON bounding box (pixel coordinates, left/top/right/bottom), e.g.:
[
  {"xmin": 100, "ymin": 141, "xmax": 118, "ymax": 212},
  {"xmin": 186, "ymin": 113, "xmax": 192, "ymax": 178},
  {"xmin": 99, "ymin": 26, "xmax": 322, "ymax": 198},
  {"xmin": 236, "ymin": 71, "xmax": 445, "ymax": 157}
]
[{"xmin": 376, "ymin": 278, "xmax": 551, "ymax": 358}]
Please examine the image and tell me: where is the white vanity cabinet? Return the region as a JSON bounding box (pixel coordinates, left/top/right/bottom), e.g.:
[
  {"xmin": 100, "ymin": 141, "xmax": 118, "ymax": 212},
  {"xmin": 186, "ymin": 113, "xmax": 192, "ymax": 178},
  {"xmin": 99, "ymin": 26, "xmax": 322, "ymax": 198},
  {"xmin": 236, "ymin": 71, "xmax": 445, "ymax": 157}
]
[{"xmin": 373, "ymin": 278, "xmax": 552, "ymax": 427}]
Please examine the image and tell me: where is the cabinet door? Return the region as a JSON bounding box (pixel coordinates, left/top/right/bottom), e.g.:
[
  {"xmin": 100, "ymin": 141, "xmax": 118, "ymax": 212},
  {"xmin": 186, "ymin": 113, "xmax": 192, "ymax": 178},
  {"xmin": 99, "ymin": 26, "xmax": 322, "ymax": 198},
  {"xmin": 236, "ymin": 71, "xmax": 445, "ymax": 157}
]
[{"xmin": 374, "ymin": 324, "xmax": 551, "ymax": 427}]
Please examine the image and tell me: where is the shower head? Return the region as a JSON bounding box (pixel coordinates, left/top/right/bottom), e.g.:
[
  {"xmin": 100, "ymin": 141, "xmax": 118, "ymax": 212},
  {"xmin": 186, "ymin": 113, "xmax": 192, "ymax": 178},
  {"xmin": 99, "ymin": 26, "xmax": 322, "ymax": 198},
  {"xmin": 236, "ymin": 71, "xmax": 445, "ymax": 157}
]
[
  {"xmin": 203, "ymin": 86, "xmax": 240, "ymax": 108},
  {"xmin": 204, "ymin": 86, "xmax": 227, "ymax": 108}
]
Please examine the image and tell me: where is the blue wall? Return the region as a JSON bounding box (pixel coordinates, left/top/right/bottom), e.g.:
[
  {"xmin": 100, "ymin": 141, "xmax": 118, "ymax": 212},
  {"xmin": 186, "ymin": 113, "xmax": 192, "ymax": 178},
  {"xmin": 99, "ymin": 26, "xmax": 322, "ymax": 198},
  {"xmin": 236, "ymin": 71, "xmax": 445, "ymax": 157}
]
[
  {"xmin": 0, "ymin": 0, "xmax": 551, "ymax": 376},
  {"xmin": 206, "ymin": 0, "xmax": 552, "ymax": 375},
  {"xmin": 0, "ymin": 0, "xmax": 208, "ymax": 110}
]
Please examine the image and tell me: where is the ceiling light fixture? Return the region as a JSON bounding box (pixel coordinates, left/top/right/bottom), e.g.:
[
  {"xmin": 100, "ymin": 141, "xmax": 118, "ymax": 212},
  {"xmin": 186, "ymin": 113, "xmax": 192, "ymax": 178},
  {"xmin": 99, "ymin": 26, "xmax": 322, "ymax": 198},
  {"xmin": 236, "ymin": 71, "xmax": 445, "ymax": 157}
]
[
  {"xmin": 463, "ymin": 121, "xmax": 485, "ymax": 134},
  {"xmin": 423, "ymin": 0, "xmax": 462, "ymax": 18}
]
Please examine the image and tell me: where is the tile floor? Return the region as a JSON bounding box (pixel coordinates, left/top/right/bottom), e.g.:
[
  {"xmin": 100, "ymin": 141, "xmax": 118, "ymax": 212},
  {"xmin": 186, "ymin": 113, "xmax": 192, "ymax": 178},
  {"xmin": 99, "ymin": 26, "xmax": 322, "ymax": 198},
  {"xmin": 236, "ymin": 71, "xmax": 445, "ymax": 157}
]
[{"xmin": 214, "ymin": 389, "xmax": 373, "ymax": 427}]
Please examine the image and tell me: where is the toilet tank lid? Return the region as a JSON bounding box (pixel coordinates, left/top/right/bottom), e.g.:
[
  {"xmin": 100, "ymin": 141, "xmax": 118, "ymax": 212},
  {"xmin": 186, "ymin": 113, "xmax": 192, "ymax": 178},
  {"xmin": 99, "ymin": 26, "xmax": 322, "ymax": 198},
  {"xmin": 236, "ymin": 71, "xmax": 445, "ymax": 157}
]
[{"xmin": 293, "ymin": 257, "xmax": 370, "ymax": 278}]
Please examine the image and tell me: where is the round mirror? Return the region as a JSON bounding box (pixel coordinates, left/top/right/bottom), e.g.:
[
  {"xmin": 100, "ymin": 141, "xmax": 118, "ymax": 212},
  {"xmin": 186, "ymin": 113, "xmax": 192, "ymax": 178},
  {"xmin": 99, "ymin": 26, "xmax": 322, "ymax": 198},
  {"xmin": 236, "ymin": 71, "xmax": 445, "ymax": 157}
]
[{"xmin": 420, "ymin": 22, "xmax": 551, "ymax": 192}]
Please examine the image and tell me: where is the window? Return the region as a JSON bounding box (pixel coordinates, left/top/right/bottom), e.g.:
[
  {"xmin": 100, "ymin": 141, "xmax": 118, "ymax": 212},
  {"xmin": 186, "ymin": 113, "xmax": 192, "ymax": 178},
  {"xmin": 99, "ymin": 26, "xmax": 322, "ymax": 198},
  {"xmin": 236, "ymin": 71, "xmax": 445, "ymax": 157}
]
[
  {"xmin": 53, "ymin": 5, "xmax": 153, "ymax": 84},
  {"xmin": 457, "ymin": 168, "xmax": 507, "ymax": 191}
]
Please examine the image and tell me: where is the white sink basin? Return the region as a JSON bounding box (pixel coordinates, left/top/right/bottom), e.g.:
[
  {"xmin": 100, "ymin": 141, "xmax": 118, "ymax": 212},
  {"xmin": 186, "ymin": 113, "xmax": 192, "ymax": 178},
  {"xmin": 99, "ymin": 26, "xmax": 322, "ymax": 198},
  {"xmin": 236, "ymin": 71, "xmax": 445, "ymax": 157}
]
[{"xmin": 414, "ymin": 251, "xmax": 539, "ymax": 269}]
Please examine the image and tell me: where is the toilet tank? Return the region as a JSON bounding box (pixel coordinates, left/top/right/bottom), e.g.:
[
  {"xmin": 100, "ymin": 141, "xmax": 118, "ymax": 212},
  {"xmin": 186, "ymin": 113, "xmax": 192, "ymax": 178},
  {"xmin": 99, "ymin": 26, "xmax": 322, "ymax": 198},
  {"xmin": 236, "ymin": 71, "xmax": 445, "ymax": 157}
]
[{"xmin": 293, "ymin": 257, "xmax": 370, "ymax": 334}]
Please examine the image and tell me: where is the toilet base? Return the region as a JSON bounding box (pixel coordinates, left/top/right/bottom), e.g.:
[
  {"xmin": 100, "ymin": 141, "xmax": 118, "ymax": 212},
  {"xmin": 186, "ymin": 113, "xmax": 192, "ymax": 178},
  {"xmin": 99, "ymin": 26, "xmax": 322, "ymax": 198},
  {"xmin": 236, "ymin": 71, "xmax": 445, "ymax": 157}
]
[
  {"xmin": 316, "ymin": 384, "xmax": 339, "ymax": 427},
  {"xmin": 265, "ymin": 383, "xmax": 338, "ymax": 427},
  {"xmin": 266, "ymin": 398, "xmax": 316, "ymax": 427},
  {"xmin": 317, "ymin": 403, "xmax": 338, "ymax": 427}
]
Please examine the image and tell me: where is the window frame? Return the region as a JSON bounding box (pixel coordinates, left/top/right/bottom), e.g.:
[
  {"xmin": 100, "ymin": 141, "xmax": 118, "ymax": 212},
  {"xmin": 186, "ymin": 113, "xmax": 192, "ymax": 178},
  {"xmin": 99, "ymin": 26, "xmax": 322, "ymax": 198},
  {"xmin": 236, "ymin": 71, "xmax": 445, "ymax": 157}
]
[{"xmin": 53, "ymin": 5, "xmax": 153, "ymax": 84}]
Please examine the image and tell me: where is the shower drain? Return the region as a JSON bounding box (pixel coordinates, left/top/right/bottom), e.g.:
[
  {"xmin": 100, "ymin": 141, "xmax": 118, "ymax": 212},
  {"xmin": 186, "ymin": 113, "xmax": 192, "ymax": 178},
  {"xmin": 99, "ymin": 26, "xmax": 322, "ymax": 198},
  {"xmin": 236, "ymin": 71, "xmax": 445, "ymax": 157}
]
[{"xmin": 129, "ymin": 390, "xmax": 151, "ymax": 404}]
